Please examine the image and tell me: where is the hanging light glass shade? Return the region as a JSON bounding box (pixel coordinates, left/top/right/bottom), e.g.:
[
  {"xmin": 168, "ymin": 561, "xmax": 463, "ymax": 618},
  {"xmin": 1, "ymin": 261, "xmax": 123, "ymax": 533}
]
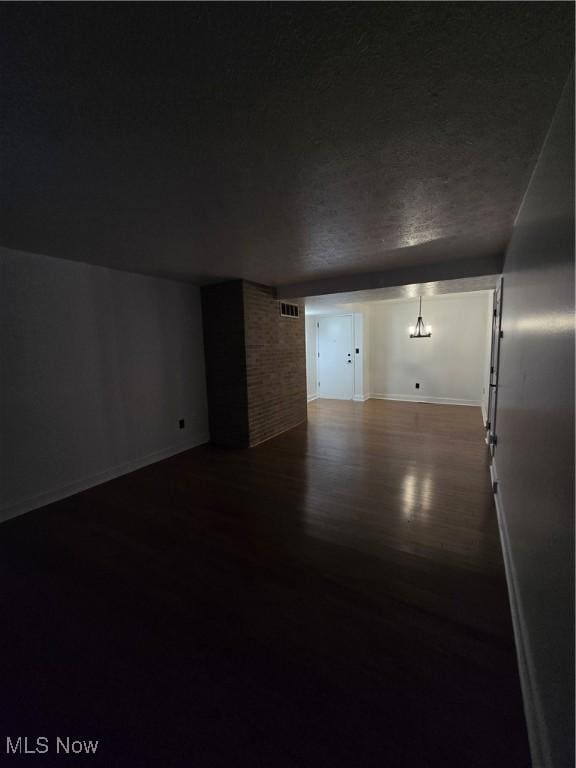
[{"xmin": 409, "ymin": 296, "xmax": 432, "ymax": 338}]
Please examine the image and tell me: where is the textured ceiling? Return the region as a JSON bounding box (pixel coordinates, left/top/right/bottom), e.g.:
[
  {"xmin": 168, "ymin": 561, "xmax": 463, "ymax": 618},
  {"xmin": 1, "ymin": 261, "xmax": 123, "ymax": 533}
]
[
  {"xmin": 304, "ymin": 276, "xmax": 499, "ymax": 314},
  {"xmin": 1, "ymin": 3, "xmax": 573, "ymax": 286}
]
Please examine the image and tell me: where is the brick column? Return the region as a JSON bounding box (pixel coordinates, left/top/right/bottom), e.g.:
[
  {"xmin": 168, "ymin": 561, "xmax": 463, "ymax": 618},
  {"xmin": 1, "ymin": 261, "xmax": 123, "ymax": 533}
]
[{"xmin": 201, "ymin": 280, "xmax": 306, "ymax": 447}]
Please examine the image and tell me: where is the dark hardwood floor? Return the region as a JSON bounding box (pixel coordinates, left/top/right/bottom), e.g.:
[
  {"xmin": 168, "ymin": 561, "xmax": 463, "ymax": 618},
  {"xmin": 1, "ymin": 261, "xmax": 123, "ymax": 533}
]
[{"xmin": 0, "ymin": 400, "xmax": 530, "ymax": 767}]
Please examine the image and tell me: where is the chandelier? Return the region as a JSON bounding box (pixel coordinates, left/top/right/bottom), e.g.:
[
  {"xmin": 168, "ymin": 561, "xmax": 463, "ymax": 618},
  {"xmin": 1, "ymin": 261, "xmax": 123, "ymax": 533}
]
[{"xmin": 409, "ymin": 296, "xmax": 432, "ymax": 338}]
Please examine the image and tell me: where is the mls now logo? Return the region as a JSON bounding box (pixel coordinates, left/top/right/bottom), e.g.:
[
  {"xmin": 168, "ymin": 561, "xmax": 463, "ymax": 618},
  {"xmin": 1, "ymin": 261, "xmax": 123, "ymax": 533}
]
[
  {"xmin": 6, "ymin": 736, "xmax": 99, "ymax": 755},
  {"xmin": 6, "ymin": 738, "xmax": 49, "ymax": 755},
  {"xmin": 55, "ymin": 737, "xmax": 99, "ymax": 755}
]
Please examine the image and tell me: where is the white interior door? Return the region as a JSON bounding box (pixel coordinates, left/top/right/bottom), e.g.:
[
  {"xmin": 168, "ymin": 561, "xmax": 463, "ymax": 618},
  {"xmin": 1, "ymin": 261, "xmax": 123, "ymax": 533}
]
[{"xmin": 317, "ymin": 315, "xmax": 354, "ymax": 399}]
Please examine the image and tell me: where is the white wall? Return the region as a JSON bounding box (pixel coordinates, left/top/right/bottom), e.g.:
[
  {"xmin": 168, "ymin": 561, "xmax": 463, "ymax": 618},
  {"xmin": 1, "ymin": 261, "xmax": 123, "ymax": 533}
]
[
  {"xmin": 0, "ymin": 247, "xmax": 209, "ymax": 522},
  {"xmin": 353, "ymin": 313, "xmax": 364, "ymax": 400},
  {"xmin": 491, "ymin": 76, "xmax": 573, "ymax": 768},
  {"xmin": 362, "ymin": 308, "xmax": 371, "ymax": 397},
  {"xmin": 369, "ymin": 292, "xmax": 491, "ymax": 405},
  {"xmin": 305, "ymin": 316, "xmax": 317, "ymax": 400}
]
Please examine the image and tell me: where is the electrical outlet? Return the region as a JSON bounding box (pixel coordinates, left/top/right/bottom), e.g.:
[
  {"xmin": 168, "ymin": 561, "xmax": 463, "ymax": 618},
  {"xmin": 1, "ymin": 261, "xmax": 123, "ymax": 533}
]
[
  {"xmin": 415, "ymin": 383, "xmax": 420, "ymax": 389},
  {"xmin": 179, "ymin": 419, "xmax": 185, "ymax": 429}
]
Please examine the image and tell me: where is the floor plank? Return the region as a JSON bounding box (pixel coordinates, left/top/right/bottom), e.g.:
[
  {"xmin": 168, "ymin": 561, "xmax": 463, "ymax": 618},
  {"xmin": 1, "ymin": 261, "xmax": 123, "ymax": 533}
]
[{"xmin": 0, "ymin": 400, "xmax": 530, "ymax": 767}]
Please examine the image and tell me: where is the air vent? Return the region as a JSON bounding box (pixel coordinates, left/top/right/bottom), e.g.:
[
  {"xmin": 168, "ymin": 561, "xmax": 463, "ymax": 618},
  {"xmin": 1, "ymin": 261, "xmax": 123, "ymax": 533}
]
[{"xmin": 279, "ymin": 301, "xmax": 300, "ymax": 318}]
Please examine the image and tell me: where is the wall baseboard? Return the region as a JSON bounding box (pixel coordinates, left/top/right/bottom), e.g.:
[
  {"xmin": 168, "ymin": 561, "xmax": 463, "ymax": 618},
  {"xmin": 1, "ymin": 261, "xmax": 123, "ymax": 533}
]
[
  {"xmin": 316, "ymin": 394, "xmax": 368, "ymax": 402},
  {"xmin": 491, "ymin": 459, "xmax": 550, "ymax": 768},
  {"xmin": 308, "ymin": 393, "xmax": 479, "ymax": 406},
  {"xmin": 317, "ymin": 394, "xmax": 354, "ymax": 401},
  {"xmin": 0, "ymin": 435, "xmax": 210, "ymax": 525},
  {"xmin": 368, "ymin": 393, "xmax": 482, "ymax": 407}
]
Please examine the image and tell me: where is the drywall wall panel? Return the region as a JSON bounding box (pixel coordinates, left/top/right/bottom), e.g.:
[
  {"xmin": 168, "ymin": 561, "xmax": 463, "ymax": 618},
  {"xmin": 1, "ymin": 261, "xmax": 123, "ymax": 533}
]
[
  {"xmin": 369, "ymin": 292, "xmax": 491, "ymax": 405},
  {"xmin": 0, "ymin": 247, "xmax": 209, "ymax": 520},
  {"xmin": 493, "ymin": 75, "xmax": 574, "ymax": 768}
]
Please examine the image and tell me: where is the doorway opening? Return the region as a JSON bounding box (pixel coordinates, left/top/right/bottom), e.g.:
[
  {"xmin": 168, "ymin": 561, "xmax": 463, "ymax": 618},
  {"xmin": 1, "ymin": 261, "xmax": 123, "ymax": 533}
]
[{"xmin": 304, "ymin": 281, "xmax": 498, "ymax": 422}]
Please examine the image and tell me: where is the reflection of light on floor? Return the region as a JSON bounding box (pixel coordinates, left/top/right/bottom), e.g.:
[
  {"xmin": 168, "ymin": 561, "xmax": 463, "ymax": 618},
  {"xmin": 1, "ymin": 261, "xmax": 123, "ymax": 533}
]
[
  {"xmin": 402, "ymin": 472, "xmax": 434, "ymax": 518},
  {"xmin": 402, "ymin": 474, "xmax": 416, "ymax": 517},
  {"xmin": 421, "ymin": 476, "xmax": 432, "ymax": 512}
]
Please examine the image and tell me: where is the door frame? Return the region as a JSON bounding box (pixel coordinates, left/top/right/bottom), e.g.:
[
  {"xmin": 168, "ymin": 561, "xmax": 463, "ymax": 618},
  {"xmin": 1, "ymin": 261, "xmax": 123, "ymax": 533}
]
[
  {"xmin": 486, "ymin": 277, "xmax": 503, "ymax": 455},
  {"xmin": 315, "ymin": 313, "xmax": 358, "ymax": 401}
]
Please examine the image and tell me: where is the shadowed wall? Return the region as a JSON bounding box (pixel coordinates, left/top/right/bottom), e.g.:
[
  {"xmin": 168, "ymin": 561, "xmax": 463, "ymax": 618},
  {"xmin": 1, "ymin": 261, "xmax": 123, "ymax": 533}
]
[
  {"xmin": 494, "ymin": 73, "xmax": 574, "ymax": 768},
  {"xmin": 0, "ymin": 247, "xmax": 209, "ymax": 521}
]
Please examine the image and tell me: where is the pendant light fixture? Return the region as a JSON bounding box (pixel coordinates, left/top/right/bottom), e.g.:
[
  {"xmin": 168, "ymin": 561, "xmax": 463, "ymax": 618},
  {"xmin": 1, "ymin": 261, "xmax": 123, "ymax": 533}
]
[{"xmin": 409, "ymin": 296, "xmax": 432, "ymax": 338}]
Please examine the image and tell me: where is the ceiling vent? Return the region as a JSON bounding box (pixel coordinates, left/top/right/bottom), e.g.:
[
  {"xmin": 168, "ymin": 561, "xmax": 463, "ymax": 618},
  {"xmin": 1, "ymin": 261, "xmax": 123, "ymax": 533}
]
[{"xmin": 279, "ymin": 301, "xmax": 300, "ymax": 319}]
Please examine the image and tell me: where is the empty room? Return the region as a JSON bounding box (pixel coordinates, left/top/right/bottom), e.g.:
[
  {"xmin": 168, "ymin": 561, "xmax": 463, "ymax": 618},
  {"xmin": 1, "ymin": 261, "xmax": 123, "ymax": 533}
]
[{"xmin": 0, "ymin": 3, "xmax": 574, "ymax": 767}]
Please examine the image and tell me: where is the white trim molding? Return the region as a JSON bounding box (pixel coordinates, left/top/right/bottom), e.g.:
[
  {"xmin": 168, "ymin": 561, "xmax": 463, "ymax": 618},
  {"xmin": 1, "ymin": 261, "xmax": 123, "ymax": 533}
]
[
  {"xmin": 0, "ymin": 435, "xmax": 209, "ymax": 525},
  {"xmin": 368, "ymin": 393, "xmax": 482, "ymax": 407},
  {"xmin": 307, "ymin": 394, "xmax": 319, "ymax": 403},
  {"xmin": 481, "ymin": 402, "xmax": 490, "ymax": 437},
  {"xmin": 491, "ymin": 459, "xmax": 550, "ymax": 768},
  {"xmin": 353, "ymin": 394, "xmax": 369, "ymax": 402}
]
